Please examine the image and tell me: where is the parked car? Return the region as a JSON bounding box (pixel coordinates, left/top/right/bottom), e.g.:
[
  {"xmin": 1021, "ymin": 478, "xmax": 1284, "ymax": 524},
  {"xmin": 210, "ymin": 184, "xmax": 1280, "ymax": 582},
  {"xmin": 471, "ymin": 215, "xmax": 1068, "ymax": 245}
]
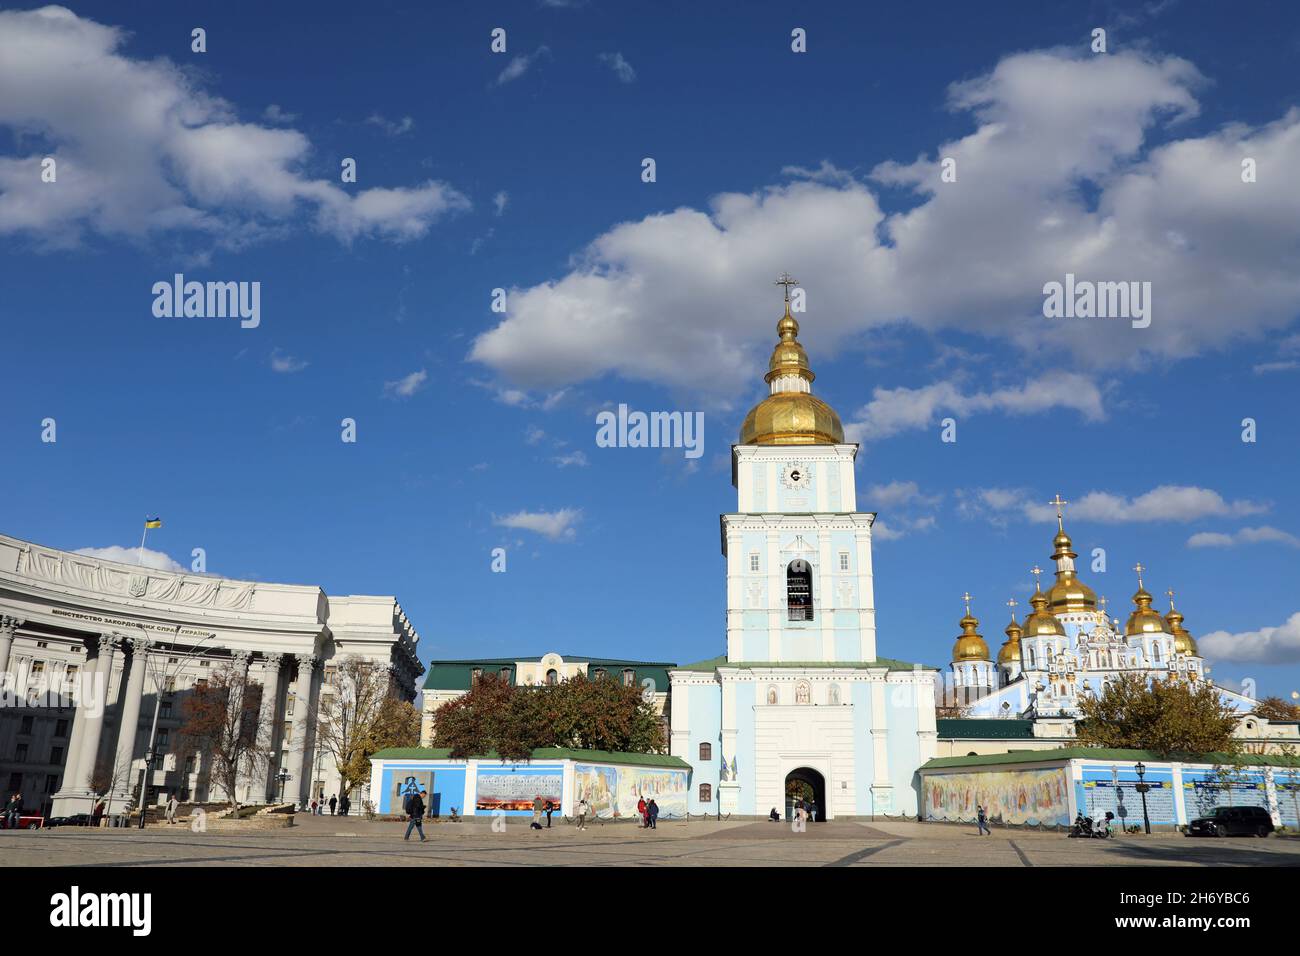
[
  {"xmin": 0, "ymin": 813, "xmax": 44, "ymax": 830},
  {"xmin": 1186, "ymin": 805, "xmax": 1274, "ymax": 837},
  {"xmin": 44, "ymin": 814, "xmax": 93, "ymax": 828}
]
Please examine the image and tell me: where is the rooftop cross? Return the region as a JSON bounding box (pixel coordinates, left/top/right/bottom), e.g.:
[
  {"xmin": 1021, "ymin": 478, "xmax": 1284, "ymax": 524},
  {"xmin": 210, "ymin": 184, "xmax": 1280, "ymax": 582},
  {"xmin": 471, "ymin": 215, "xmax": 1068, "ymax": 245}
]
[
  {"xmin": 1049, "ymin": 494, "xmax": 1069, "ymax": 531},
  {"xmin": 1166, "ymin": 587, "xmax": 1177, "ymax": 610},
  {"xmin": 1030, "ymin": 565, "xmax": 1043, "ymax": 590},
  {"xmin": 774, "ymin": 272, "xmax": 800, "ymax": 304},
  {"xmin": 1133, "ymin": 562, "xmax": 1146, "ymax": 588},
  {"xmin": 961, "ymin": 591, "xmax": 974, "ymax": 616}
]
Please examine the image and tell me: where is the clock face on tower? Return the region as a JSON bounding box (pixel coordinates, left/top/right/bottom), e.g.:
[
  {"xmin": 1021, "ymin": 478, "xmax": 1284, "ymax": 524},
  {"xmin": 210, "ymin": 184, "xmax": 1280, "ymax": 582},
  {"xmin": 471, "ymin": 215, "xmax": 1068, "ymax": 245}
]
[{"xmin": 780, "ymin": 462, "xmax": 811, "ymax": 490}]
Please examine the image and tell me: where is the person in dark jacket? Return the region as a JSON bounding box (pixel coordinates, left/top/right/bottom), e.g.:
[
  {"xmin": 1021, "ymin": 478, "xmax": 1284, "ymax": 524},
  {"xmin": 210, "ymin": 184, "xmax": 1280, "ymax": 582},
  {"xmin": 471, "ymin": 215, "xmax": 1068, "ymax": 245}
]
[
  {"xmin": 329, "ymin": 795, "xmax": 337, "ymax": 815},
  {"xmin": 405, "ymin": 790, "xmax": 428, "ymax": 842},
  {"xmin": 647, "ymin": 799, "xmax": 659, "ymax": 829},
  {"xmin": 339, "ymin": 794, "xmax": 350, "ymax": 816}
]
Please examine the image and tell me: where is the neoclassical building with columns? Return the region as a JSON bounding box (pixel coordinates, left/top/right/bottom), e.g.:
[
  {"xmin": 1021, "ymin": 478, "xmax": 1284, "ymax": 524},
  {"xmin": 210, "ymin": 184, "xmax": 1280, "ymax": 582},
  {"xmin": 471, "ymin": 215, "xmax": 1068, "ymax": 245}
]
[{"xmin": 0, "ymin": 532, "xmax": 422, "ymax": 817}]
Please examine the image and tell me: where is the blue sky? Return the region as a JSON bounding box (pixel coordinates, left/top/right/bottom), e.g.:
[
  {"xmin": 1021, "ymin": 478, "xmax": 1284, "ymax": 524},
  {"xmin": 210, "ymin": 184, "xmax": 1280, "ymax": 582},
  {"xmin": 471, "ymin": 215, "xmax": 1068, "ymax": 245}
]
[{"xmin": 2, "ymin": 1, "xmax": 1300, "ymax": 697}]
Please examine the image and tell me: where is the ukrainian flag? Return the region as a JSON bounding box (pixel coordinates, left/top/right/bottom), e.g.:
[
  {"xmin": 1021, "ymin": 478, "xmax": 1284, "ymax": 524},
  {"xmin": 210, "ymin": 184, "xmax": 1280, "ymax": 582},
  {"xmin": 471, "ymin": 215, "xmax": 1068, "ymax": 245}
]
[{"xmin": 144, "ymin": 517, "xmax": 162, "ymax": 529}]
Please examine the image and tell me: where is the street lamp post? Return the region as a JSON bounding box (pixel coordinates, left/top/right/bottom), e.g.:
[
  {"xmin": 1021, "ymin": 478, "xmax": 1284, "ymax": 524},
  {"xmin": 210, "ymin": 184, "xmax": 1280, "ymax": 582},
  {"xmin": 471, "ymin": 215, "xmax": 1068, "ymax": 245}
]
[
  {"xmin": 1134, "ymin": 761, "xmax": 1151, "ymax": 835},
  {"xmin": 277, "ymin": 768, "xmax": 290, "ymax": 804}
]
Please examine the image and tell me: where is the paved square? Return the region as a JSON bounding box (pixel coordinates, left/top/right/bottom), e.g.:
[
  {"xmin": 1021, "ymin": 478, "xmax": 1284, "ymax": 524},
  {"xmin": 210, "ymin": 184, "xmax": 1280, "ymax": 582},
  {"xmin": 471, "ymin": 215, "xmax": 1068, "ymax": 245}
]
[{"xmin": 3, "ymin": 816, "xmax": 1299, "ymax": 867}]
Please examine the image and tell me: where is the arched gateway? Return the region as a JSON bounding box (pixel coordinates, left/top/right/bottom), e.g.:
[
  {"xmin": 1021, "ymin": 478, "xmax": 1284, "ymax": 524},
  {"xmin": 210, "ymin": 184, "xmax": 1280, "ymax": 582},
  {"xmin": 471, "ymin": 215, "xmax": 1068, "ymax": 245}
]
[{"xmin": 785, "ymin": 767, "xmax": 827, "ymax": 821}]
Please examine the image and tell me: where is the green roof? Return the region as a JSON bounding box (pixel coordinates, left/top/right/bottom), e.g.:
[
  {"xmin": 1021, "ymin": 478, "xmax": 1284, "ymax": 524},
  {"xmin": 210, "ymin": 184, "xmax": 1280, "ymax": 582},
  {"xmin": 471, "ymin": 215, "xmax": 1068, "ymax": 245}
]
[
  {"xmin": 936, "ymin": 718, "xmax": 1037, "ymax": 739},
  {"xmin": 922, "ymin": 747, "xmax": 1300, "ymax": 772},
  {"xmin": 422, "ymin": 657, "xmax": 676, "ymax": 692},
  {"xmin": 676, "ymin": 656, "xmax": 936, "ymax": 673},
  {"xmin": 370, "ymin": 747, "xmax": 690, "ymax": 769}
]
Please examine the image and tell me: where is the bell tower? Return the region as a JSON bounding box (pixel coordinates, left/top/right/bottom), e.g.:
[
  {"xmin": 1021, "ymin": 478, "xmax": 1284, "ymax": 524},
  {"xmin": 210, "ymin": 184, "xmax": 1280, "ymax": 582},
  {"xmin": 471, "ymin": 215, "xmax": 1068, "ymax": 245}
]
[{"xmin": 722, "ymin": 276, "xmax": 878, "ymax": 664}]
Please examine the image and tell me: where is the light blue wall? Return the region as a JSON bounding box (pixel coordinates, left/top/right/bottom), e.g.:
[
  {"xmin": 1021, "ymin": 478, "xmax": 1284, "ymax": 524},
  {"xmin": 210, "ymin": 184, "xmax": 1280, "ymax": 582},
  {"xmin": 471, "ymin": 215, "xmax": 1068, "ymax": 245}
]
[
  {"xmin": 735, "ymin": 682, "xmax": 756, "ymax": 815},
  {"xmin": 852, "ymin": 682, "xmax": 876, "ymax": 816},
  {"xmin": 685, "ymin": 682, "xmax": 721, "ymax": 814},
  {"xmin": 378, "ymin": 763, "xmax": 466, "ymax": 816},
  {"xmin": 886, "ymin": 685, "xmax": 921, "ymax": 817}
]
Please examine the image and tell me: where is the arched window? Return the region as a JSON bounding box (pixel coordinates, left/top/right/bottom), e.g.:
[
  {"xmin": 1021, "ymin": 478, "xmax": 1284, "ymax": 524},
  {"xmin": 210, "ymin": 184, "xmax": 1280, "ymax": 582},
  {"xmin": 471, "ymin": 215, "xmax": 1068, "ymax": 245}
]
[
  {"xmin": 699, "ymin": 742, "xmax": 712, "ymax": 761},
  {"xmin": 470, "ymin": 667, "xmax": 483, "ymax": 684},
  {"xmin": 699, "ymin": 784, "xmax": 712, "ymax": 803},
  {"xmin": 622, "ymin": 668, "xmax": 636, "ymax": 687},
  {"xmin": 767, "ymin": 685, "xmax": 778, "ymax": 705},
  {"xmin": 545, "ymin": 668, "xmax": 558, "ymax": 686},
  {"xmin": 1152, "ymin": 642, "xmax": 1162, "ymax": 664},
  {"xmin": 1026, "ymin": 647, "xmax": 1036, "ymax": 668},
  {"xmin": 592, "ymin": 667, "xmax": 607, "ymax": 679},
  {"xmin": 787, "ymin": 559, "xmax": 814, "ymax": 621},
  {"xmin": 499, "ymin": 667, "xmax": 512, "ymax": 682}
]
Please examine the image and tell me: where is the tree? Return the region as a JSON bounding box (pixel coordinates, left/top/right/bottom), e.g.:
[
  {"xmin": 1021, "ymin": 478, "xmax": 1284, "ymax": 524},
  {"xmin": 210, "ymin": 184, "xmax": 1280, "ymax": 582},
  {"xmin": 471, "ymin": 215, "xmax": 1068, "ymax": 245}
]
[
  {"xmin": 316, "ymin": 657, "xmax": 421, "ymax": 800},
  {"xmin": 432, "ymin": 672, "xmax": 665, "ymax": 760},
  {"xmin": 175, "ymin": 664, "xmax": 271, "ymax": 811},
  {"xmin": 1252, "ymin": 696, "xmax": 1300, "ymax": 722},
  {"xmin": 1076, "ymin": 673, "xmax": 1240, "ymax": 758}
]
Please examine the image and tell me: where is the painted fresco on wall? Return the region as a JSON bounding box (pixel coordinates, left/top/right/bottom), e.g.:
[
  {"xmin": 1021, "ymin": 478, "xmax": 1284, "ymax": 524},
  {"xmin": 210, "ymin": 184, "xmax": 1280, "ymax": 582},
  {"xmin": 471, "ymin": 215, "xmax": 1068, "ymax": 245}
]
[
  {"xmin": 574, "ymin": 764, "xmax": 689, "ymax": 819},
  {"xmin": 475, "ymin": 767, "xmax": 563, "ymax": 813},
  {"xmin": 924, "ymin": 768, "xmax": 1071, "ymax": 826}
]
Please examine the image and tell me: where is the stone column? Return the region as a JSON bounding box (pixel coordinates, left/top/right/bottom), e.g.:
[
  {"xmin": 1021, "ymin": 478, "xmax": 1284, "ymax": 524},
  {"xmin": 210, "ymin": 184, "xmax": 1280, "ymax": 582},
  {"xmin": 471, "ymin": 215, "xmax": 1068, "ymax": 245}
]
[
  {"xmin": 255, "ymin": 654, "xmax": 284, "ymax": 802},
  {"xmin": 71, "ymin": 633, "xmax": 119, "ymax": 793},
  {"xmin": 111, "ymin": 637, "xmax": 151, "ymax": 800},
  {"xmin": 0, "ymin": 615, "xmax": 23, "ymax": 689},
  {"xmin": 285, "ymin": 654, "xmax": 318, "ymax": 808}
]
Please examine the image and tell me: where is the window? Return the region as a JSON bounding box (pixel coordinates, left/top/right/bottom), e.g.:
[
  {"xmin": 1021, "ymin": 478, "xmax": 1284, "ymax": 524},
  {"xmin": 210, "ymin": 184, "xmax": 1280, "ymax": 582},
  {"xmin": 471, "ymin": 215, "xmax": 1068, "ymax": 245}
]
[
  {"xmin": 54, "ymin": 720, "xmax": 68, "ymax": 738},
  {"xmin": 283, "ymin": 723, "xmax": 293, "ymax": 743},
  {"xmin": 6, "ymin": 773, "xmax": 21, "ymax": 792},
  {"xmin": 545, "ymin": 668, "xmax": 559, "ymax": 686},
  {"xmin": 471, "ymin": 668, "xmax": 483, "ymax": 684},
  {"xmin": 164, "ymin": 676, "xmax": 176, "ymax": 694},
  {"xmin": 15, "ymin": 743, "xmax": 28, "ymax": 763},
  {"xmin": 64, "ymin": 664, "xmax": 78, "ymax": 684},
  {"xmin": 699, "ymin": 784, "xmax": 712, "ymax": 803},
  {"xmin": 30, "ymin": 661, "xmax": 45, "ymax": 678},
  {"xmin": 787, "ymin": 560, "xmax": 814, "ymax": 621},
  {"xmin": 324, "ymin": 666, "xmax": 338, "ymax": 687},
  {"xmin": 749, "ymin": 552, "xmax": 761, "ymax": 572},
  {"xmin": 50, "ymin": 747, "xmax": 63, "ymax": 765},
  {"xmin": 44, "ymin": 773, "xmax": 58, "ymax": 794},
  {"xmin": 592, "ymin": 667, "xmax": 607, "ymax": 679},
  {"xmin": 36, "ymin": 641, "xmax": 48, "ymax": 649},
  {"xmin": 622, "ymin": 668, "xmax": 636, "ymax": 687},
  {"xmin": 499, "ymin": 667, "xmax": 512, "ymax": 682},
  {"xmin": 184, "ymin": 755, "xmax": 196, "ymax": 775},
  {"xmin": 160, "ymin": 702, "xmax": 172, "ymax": 719},
  {"xmin": 699, "ymin": 742, "xmax": 712, "ymax": 761},
  {"xmin": 286, "ymin": 694, "xmax": 295, "ymax": 716},
  {"xmin": 155, "ymin": 730, "xmax": 169, "ymax": 751},
  {"xmin": 19, "ymin": 716, "xmax": 33, "ymax": 734},
  {"xmin": 839, "ymin": 551, "xmax": 850, "ymax": 572}
]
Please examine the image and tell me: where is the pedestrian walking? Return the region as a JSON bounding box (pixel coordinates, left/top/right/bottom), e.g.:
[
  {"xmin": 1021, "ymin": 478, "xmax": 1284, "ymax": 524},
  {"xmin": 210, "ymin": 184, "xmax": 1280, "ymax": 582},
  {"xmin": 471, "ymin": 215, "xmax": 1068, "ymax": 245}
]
[
  {"xmin": 339, "ymin": 795, "xmax": 350, "ymax": 816},
  {"xmin": 648, "ymin": 798, "xmax": 659, "ymax": 829},
  {"xmin": 329, "ymin": 796, "xmax": 337, "ymax": 815},
  {"xmin": 976, "ymin": 805, "xmax": 991, "ymax": 836},
  {"xmin": 531, "ymin": 794, "xmax": 544, "ymax": 830},
  {"xmin": 404, "ymin": 789, "xmax": 427, "ymax": 842},
  {"xmin": 544, "ymin": 800, "xmax": 555, "ymax": 828},
  {"xmin": 808, "ymin": 800, "xmax": 818, "ymax": 823},
  {"xmin": 311, "ymin": 798, "xmax": 318, "ymax": 816},
  {"xmin": 575, "ymin": 798, "xmax": 590, "ymax": 830},
  {"xmin": 165, "ymin": 793, "xmax": 178, "ymax": 825}
]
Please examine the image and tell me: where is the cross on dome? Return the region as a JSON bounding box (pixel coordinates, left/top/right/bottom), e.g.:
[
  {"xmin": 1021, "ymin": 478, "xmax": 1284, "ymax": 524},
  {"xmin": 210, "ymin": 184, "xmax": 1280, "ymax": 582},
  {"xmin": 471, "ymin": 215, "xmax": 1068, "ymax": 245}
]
[
  {"xmin": 1133, "ymin": 562, "xmax": 1146, "ymax": 588},
  {"xmin": 961, "ymin": 591, "xmax": 973, "ymax": 615},
  {"xmin": 1049, "ymin": 493, "xmax": 1069, "ymax": 530},
  {"xmin": 774, "ymin": 272, "xmax": 800, "ymax": 303}
]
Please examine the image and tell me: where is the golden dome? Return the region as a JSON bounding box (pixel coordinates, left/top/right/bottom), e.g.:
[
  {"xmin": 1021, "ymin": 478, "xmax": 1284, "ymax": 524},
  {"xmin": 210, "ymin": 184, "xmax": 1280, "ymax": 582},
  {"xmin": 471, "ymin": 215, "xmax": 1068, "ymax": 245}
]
[
  {"xmin": 1165, "ymin": 595, "xmax": 1199, "ymax": 656},
  {"xmin": 738, "ymin": 301, "xmax": 845, "ymax": 446},
  {"xmin": 1125, "ymin": 575, "xmax": 1173, "ymax": 637},
  {"xmin": 1046, "ymin": 519, "xmax": 1096, "ymax": 613},
  {"xmin": 953, "ymin": 610, "xmax": 990, "ymax": 662},
  {"xmin": 998, "ymin": 614, "xmax": 1023, "ymax": 665},
  {"xmin": 1022, "ymin": 585, "xmax": 1066, "ymax": 637}
]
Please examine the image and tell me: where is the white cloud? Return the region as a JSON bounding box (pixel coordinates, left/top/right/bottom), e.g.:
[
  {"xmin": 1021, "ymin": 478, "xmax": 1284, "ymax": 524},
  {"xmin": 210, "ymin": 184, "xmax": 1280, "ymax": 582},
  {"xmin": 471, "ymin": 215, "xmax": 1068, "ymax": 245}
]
[
  {"xmin": 492, "ymin": 508, "xmax": 580, "ymax": 540},
  {"xmin": 493, "ymin": 191, "xmax": 509, "ymax": 216},
  {"xmin": 964, "ymin": 484, "xmax": 1267, "ymax": 525},
  {"xmin": 383, "ymin": 369, "xmax": 428, "ymax": 399},
  {"xmin": 1200, "ymin": 612, "xmax": 1300, "ymax": 664},
  {"xmin": 365, "ymin": 113, "xmax": 415, "ymax": 136},
  {"xmin": 262, "ymin": 104, "xmax": 298, "ymax": 124},
  {"xmin": 471, "ymin": 47, "xmax": 1300, "ymax": 398},
  {"xmin": 598, "ymin": 52, "xmax": 637, "ymax": 83},
  {"xmin": 524, "ymin": 425, "xmax": 547, "ymax": 445},
  {"xmin": 1188, "ymin": 526, "xmax": 1300, "ymax": 548},
  {"xmin": 552, "ymin": 451, "xmax": 589, "ymax": 468},
  {"xmin": 0, "ymin": 8, "xmax": 467, "ymax": 248},
  {"xmin": 270, "ymin": 348, "xmax": 309, "ymax": 373},
  {"xmin": 1253, "ymin": 360, "xmax": 1299, "ymax": 374},
  {"xmin": 864, "ymin": 480, "xmax": 938, "ymax": 508},
  {"xmin": 846, "ymin": 373, "xmax": 1105, "ymax": 440},
  {"xmin": 75, "ymin": 545, "xmax": 183, "ymax": 572},
  {"xmin": 494, "ymin": 46, "xmax": 550, "ymax": 86}
]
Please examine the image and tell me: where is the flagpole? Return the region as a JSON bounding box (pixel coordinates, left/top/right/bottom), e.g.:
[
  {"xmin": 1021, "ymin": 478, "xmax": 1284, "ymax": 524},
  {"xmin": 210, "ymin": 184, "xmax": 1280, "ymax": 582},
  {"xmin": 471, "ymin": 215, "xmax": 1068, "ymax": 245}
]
[{"xmin": 138, "ymin": 520, "xmax": 149, "ymax": 566}]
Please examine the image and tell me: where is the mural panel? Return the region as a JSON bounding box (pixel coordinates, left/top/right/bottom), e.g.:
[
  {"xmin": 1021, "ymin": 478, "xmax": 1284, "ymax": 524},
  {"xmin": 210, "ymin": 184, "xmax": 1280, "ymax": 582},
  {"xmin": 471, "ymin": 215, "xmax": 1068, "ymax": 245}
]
[
  {"xmin": 475, "ymin": 766, "xmax": 563, "ymax": 814},
  {"xmin": 574, "ymin": 764, "xmax": 689, "ymax": 819},
  {"xmin": 923, "ymin": 768, "xmax": 1071, "ymax": 826}
]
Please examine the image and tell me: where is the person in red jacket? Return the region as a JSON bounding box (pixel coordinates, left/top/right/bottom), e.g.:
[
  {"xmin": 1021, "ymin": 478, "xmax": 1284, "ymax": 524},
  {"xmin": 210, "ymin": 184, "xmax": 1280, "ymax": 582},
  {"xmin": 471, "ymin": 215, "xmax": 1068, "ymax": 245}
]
[{"xmin": 637, "ymin": 796, "xmax": 647, "ymax": 828}]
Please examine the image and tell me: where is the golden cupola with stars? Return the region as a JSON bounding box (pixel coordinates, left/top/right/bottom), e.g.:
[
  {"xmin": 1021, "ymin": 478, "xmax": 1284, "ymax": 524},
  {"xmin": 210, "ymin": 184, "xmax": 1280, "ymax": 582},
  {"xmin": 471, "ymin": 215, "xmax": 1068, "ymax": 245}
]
[
  {"xmin": 1022, "ymin": 569, "xmax": 1067, "ymax": 638},
  {"xmin": 952, "ymin": 594, "xmax": 990, "ymax": 662},
  {"xmin": 1165, "ymin": 591, "xmax": 1199, "ymax": 656},
  {"xmin": 1125, "ymin": 564, "xmax": 1173, "ymax": 637},
  {"xmin": 1044, "ymin": 495, "xmax": 1097, "ymax": 613},
  {"xmin": 998, "ymin": 602, "xmax": 1024, "ymax": 665},
  {"xmin": 738, "ymin": 273, "xmax": 846, "ymax": 446}
]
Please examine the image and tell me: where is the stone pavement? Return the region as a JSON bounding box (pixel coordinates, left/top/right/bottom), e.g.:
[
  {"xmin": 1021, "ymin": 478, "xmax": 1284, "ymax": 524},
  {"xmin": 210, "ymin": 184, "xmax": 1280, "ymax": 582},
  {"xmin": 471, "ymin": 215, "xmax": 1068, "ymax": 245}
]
[{"xmin": 2, "ymin": 815, "xmax": 1298, "ymax": 867}]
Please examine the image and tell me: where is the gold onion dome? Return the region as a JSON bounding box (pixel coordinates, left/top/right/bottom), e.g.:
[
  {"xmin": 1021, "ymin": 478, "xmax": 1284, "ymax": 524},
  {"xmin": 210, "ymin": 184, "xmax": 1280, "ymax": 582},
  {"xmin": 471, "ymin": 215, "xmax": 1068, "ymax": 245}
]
[
  {"xmin": 1125, "ymin": 565, "xmax": 1173, "ymax": 636},
  {"xmin": 739, "ymin": 294, "xmax": 845, "ymax": 446},
  {"xmin": 1022, "ymin": 578, "xmax": 1067, "ymax": 637},
  {"xmin": 953, "ymin": 600, "xmax": 990, "ymax": 662},
  {"xmin": 1045, "ymin": 517, "xmax": 1096, "ymax": 613},
  {"xmin": 998, "ymin": 612, "xmax": 1023, "ymax": 665},
  {"xmin": 1165, "ymin": 594, "xmax": 1199, "ymax": 656}
]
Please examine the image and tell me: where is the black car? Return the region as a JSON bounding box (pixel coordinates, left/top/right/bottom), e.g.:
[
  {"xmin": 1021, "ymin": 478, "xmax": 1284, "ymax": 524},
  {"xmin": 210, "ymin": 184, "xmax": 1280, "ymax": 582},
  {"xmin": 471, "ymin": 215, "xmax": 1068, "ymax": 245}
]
[
  {"xmin": 1186, "ymin": 805, "xmax": 1274, "ymax": 837},
  {"xmin": 44, "ymin": 813, "xmax": 93, "ymax": 828}
]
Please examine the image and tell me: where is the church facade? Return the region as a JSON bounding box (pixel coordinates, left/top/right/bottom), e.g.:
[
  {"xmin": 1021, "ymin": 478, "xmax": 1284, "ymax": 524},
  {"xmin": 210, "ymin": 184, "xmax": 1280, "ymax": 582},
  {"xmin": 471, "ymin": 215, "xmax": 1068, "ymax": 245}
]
[{"xmin": 668, "ymin": 288, "xmax": 937, "ymax": 821}]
